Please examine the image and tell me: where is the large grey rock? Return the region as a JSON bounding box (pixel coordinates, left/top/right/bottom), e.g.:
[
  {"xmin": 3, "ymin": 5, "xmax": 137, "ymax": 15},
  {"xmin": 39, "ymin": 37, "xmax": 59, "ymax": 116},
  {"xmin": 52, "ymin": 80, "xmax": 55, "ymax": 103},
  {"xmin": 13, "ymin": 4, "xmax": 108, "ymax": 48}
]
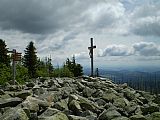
[
  {"xmin": 28, "ymin": 96, "xmax": 49, "ymax": 108},
  {"xmin": 102, "ymin": 81, "xmax": 116, "ymax": 88},
  {"xmin": 8, "ymin": 85, "xmax": 22, "ymax": 91},
  {"xmin": 47, "ymin": 85, "xmax": 59, "ymax": 91},
  {"xmin": 129, "ymin": 114, "xmax": 147, "ymax": 120},
  {"xmin": 32, "ymin": 85, "xmax": 41, "ymax": 95},
  {"xmin": 68, "ymin": 94, "xmax": 79, "ymax": 103},
  {"xmin": 14, "ymin": 90, "xmax": 31, "ymax": 99},
  {"xmin": 153, "ymin": 95, "xmax": 160, "ymax": 105},
  {"xmin": 95, "ymin": 98, "xmax": 106, "ymax": 107},
  {"xmin": 139, "ymin": 91, "xmax": 155, "ymax": 103},
  {"xmin": 113, "ymin": 98, "xmax": 128, "ymax": 109},
  {"xmin": 22, "ymin": 96, "xmax": 49, "ymax": 112},
  {"xmin": 86, "ymin": 115, "xmax": 97, "ymax": 120},
  {"xmin": 61, "ymin": 87, "xmax": 74, "ymax": 98},
  {"xmin": 22, "ymin": 99, "xmax": 39, "ymax": 112},
  {"xmin": 39, "ymin": 91, "xmax": 63, "ymax": 104},
  {"xmin": 53, "ymin": 99, "xmax": 68, "ymax": 111},
  {"xmin": 38, "ymin": 108, "xmax": 60, "ymax": 118},
  {"xmin": 123, "ymin": 88, "xmax": 136, "ymax": 101},
  {"xmin": 50, "ymin": 112, "xmax": 69, "ymax": 120},
  {"xmin": 92, "ymin": 89, "xmax": 103, "ymax": 98},
  {"xmin": 0, "ymin": 93, "xmax": 11, "ymax": 99},
  {"xmin": 81, "ymin": 110, "xmax": 97, "ymax": 120},
  {"xmin": 119, "ymin": 83, "xmax": 128, "ymax": 89},
  {"xmin": 125, "ymin": 101, "xmax": 140, "ymax": 115},
  {"xmin": 149, "ymin": 112, "xmax": 160, "ymax": 120},
  {"xmin": 68, "ymin": 115, "xmax": 88, "ymax": 120},
  {"xmin": 138, "ymin": 96, "xmax": 148, "ymax": 104},
  {"xmin": 102, "ymin": 92, "xmax": 118, "ymax": 103},
  {"xmin": 104, "ymin": 102, "xmax": 117, "ymax": 111},
  {"xmin": 39, "ymin": 112, "xmax": 69, "ymax": 120},
  {"xmin": 30, "ymin": 112, "xmax": 38, "ymax": 120},
  {"xmin": 68, "ymin": 100, "xmax": 82, "ymax": 115},
  {"xmin": 22, "ymin": 107, "xmax": 31, "ymax": 118},
  {"xmin": 82, "ymin": 87, "xmax": 94, "ymax": 98},
  {"xmin": 141, "ymin": 102, "xmax": 159, "ymax": 115},
  {"xmin": 26, "ymin": 82, "xmax": 35, "ymax": 88},
  {"xmin": 0, "ymin": 108, "xmax": 29, "ymax": 120},
  {"xmin": 0, "ymin": 89, "xmax": 5, "ymax": 95},
  {"xmin": 98, "ymin": 109, "xmax": 121, "ymax": 120},
  {"xmin": 76, "ymin": 81, "xmax": 85, "ymax": 92},
  {"xmin": 78, "ymin": 95, "xmax": 101, "ymax": 113},
  {"xmin": 111, "ymin": 116, "xmax": 129, "ymax": 120},
  {"xmin": 0, "ymin": 97, "xmax": 22, "ymax": 108},
  {"xmin": 39, "ymin": 87, "xmax": 47, "ymax": 94},
  {"xmin": 56, "ymin": 78, "xmax": 64, "ymax": 86},
  {"xmin": 51, "ymin": 80, "xmax": 62, "ymax": 88}
]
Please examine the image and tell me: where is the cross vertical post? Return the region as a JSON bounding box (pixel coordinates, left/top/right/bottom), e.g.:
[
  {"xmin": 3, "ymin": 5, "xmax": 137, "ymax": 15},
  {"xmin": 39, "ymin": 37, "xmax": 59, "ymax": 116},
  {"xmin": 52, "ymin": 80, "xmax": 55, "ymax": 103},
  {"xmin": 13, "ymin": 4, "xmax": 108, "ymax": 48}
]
[
  {"xmin": 7, "ymin": 49, "xmax": 21, "ymax": 85},
  {"xmin": 88, "ymin": 38, "xmax": 96, "ymax": 77}
]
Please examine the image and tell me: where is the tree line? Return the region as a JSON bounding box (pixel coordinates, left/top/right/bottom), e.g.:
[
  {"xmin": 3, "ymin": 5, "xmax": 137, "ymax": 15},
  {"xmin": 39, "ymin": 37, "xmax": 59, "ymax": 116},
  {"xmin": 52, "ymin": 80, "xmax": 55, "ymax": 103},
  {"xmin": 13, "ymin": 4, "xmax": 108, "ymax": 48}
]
[{"xmin": 0, "ymin": 39, "xmax": 83, "ymax": 85}]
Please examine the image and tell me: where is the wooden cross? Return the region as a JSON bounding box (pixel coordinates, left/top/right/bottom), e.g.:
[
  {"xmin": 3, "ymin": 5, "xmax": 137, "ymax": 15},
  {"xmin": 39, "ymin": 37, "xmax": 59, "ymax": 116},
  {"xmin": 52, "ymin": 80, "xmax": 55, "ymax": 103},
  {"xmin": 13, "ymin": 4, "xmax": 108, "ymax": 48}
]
[{"xmin": 88, "ymin": 38, "xmax": 96, "ymax": 77}]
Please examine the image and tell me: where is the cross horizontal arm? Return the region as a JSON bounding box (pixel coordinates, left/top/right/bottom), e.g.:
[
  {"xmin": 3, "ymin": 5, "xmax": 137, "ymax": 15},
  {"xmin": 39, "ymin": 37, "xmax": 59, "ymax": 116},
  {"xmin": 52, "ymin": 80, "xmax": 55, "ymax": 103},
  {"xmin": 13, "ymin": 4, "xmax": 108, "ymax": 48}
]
[{"xmin": 88, "ymin": 46, "xmax": 96, "ymax": 49}]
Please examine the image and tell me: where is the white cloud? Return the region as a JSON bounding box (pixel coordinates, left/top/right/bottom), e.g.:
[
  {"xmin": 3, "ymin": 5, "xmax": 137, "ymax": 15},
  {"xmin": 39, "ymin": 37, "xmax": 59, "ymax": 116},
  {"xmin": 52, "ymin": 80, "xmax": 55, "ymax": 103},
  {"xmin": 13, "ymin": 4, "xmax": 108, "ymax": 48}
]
[
  {"xmin": 98, "ymin": 44, "xmax": 133, "ymax": 57},
  {"xmin": 86, "ymin": 2, "xmax": 125, "ymax": 28},
  {"xmin": 98, "ymin": 42, "xmax": 160, "ymax": 57},
  {"xmin": 74, "ymin": 52, "xmax": 89, "ymax": 60},
  {"xmin": 133, "ymin": 42, "xmax": 160, "ymax": 56}
]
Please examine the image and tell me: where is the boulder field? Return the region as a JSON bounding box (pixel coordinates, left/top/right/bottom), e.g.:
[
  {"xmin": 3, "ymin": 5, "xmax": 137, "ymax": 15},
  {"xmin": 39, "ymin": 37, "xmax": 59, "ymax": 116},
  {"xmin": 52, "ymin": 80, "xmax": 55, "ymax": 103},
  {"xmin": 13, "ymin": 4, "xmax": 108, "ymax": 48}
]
[{"xmin": 0, "ymin": 77, "xmax": 160, "ymax": 120}]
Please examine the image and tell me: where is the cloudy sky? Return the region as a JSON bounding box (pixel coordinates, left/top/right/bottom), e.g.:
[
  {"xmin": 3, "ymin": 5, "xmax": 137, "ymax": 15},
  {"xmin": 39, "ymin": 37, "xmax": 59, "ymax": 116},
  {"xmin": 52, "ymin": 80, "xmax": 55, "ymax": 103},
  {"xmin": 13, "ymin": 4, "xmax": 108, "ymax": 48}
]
[{"xmin": 0, "ymin": 0, "xmax": 160, "ymax": 69}]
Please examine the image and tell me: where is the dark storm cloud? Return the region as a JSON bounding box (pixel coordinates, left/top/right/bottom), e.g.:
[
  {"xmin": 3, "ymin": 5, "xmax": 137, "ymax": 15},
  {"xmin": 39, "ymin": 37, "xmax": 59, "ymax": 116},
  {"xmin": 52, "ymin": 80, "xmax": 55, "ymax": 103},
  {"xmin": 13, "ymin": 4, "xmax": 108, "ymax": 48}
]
[
  {"xmin": 0, "ymin": 0, "xmax": 125, "ymax": 35},
  {"xmin": 0, "ymin": 0, "xmax": 54, "ymax": 33},
  {"xmin": 0, "ymin": 0, "xmax": 90, "ymax": 34}
]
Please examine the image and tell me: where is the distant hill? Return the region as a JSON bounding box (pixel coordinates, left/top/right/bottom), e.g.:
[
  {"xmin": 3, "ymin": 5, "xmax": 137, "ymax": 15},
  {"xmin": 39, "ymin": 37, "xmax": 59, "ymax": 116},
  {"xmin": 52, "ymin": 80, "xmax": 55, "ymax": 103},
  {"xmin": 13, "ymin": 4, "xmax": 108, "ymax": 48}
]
[{"xmin": 84, "ymin": 67, "xmax": 160, "ymax": 94}]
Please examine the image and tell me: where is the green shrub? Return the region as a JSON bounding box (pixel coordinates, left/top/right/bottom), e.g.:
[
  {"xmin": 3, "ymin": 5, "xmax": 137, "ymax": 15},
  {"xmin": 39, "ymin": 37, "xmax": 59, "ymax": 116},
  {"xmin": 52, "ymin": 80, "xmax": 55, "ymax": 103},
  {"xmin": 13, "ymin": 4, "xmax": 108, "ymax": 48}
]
[
  {"xmin": 16, "ymin": 64, "xmax": 29, "ymax": 84},
  {"xmin": 0, "ymin": 63, "xmax": 12, "ymax": 85},
  {"xmin": 37, "ymin": 68, "xmax": 48, "ymax": 77},
  {"xmin": 52, "ymin": 67, "xmax": 74, "ymax": 77}
]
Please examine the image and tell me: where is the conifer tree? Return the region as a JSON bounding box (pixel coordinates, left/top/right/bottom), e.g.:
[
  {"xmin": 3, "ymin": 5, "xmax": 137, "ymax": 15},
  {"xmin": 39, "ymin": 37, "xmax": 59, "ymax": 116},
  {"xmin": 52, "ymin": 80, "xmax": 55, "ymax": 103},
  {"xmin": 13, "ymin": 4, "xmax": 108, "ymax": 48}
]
[
  {"xmin": 23, "ymin": 41, "xmax": 37, "ymax": 78},
  {"xmin": 65, "ymin": 56, "xmax": 83, "ymax": 77},
  {"xmin": 0, "ymin": 39, "xmax": 10, "ymax": 66},
  {"xmin": 47, "ymin": 57, "xmax": 54, "ymax": 77},
  {"xmin": 74, "ymin": 63, "xmax": 83, "ymax": 77}
]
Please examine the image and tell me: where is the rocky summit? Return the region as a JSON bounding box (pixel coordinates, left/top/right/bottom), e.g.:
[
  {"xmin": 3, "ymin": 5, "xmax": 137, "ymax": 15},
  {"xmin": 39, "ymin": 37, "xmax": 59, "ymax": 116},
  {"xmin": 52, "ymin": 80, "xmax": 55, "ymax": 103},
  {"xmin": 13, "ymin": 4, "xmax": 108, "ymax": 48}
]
[{"xmin": 0, "ymin": 77, "xmax": 160, "ymax": 120}]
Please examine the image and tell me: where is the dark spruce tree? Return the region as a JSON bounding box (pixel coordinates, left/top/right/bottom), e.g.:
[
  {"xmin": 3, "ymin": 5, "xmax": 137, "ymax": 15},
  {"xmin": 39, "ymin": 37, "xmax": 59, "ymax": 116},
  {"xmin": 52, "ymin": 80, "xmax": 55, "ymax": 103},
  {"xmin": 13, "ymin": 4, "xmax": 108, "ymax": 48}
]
[
  {"xmin": 24, "ymin": 41, "xmax": 37, "ymax": 78},
  {"xmin": 74, "ymin": 63, "xmax": 83, "ymax": 77},
  {"xmin": 0, "ymin": 39, "xmax": 10, "ymax": 66},
  {"xmin": 65, "ymin": 56, "xmax": 83, "ymax": 77},
  {"xmin": 47, "ymin": 57, "xmax": 54, "ymax": 77}
]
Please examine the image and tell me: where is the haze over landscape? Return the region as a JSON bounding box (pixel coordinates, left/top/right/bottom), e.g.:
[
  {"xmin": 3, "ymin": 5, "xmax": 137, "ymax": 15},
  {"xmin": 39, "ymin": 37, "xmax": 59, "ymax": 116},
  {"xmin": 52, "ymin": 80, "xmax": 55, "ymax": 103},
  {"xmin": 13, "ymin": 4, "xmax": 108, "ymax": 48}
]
[{"xmin": 0, "ymin": 0, "xmax": 160, "ymax": 71}]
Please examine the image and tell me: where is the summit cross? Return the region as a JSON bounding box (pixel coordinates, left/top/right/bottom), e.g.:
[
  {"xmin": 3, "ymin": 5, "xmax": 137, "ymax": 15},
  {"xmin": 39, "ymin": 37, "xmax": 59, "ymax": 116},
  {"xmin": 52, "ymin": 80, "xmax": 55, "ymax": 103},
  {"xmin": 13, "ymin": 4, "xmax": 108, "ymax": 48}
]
[{"xmin": 88, "ymin": 38, "xmax": 96, "ymax": 77}]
